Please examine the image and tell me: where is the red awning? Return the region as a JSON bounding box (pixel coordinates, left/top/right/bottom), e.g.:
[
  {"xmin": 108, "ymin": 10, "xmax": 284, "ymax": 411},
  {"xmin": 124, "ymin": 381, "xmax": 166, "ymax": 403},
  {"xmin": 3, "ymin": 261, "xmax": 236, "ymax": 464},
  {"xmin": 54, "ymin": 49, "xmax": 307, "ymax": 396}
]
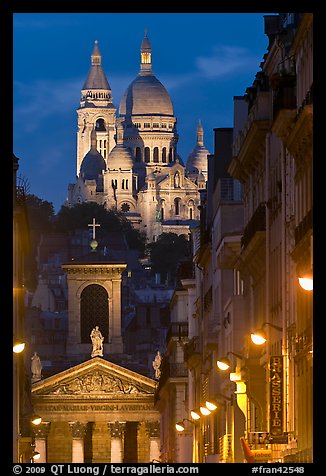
[{"xmin": 240, "ymin": 436, "xmax": 255, "ymax": 463}]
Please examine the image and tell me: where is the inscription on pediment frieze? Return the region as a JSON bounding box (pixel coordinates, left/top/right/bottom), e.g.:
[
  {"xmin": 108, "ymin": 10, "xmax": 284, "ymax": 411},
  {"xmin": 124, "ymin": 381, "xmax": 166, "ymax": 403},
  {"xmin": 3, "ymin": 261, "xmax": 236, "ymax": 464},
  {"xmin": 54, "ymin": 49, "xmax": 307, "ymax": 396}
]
[{"xmin": 46, "ymin": 371, "xmax": 152, "ymax": 395}]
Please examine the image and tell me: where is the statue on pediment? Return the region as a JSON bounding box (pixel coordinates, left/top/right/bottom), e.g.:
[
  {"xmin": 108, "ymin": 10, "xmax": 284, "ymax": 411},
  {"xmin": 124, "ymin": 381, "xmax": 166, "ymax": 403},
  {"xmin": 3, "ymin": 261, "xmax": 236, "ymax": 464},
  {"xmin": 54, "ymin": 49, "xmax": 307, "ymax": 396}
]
[
  {"xmin": 31, "ymin": 352, "xmax": 42, "ymax": 382},
  {"xmin": 152, "ymin": 350, "xmax": 162, "ymax": 379},
  {"xmin": 90, "ymin": 326, "xmax": 104, "ymax": 357}
]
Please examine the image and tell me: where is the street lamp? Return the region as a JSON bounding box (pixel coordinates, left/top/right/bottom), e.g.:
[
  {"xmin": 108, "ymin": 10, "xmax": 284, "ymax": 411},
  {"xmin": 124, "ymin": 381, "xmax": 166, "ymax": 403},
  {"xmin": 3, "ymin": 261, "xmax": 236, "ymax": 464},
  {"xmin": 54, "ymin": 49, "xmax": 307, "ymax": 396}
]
[
  {"xmin": 298, "ymin": 273, "xmax": 313, "ymax": 291},
  {"xmin": 30, "ymin": 414, "xmax": 42, "ymax": 426},
  {"xmin": 31, "ymin": 450, "xmax": 41, "ymax": 462},
  {"xmin": 190, "ymin": 409, "xmax": 201, "ymax": 421},
  {"xmin": 13, "ymin": 339, "xmax": 26, "ymax": 353},
  {"xmin": 250, "ymin": 322, "xmax": 282, "ymax": 345},
  {"xmin": 217, "ymin": 352, "xmax": 244, "ymax": 371},
  {"xmin": 205, "ymin": 400, "xmax": 218, "ymax": 411},
  {"xmin": 199, "ymin": 406, "xmax": 211, "ymax": 416},
  {"xmin": 175, "ymin": 418, "xmax": 194, "ymax": 432}
]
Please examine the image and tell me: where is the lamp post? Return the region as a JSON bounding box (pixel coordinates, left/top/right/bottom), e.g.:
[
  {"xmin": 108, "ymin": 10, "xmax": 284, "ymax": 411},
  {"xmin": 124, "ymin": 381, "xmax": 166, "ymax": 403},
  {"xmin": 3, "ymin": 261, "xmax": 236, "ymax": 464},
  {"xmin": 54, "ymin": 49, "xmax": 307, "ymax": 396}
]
[
  {"xmin": 216, "ymin": 351, "xmax": 250, "ymax": 462},
  {"xmin": 175, "ymin": 418, "xmax": 196, "ymax": 462},
  {"xmin": 298, "ymin": 273, "xmax": 313, "ymax": 291},
  {"xmin": 13, "ymin": 339, "xmax": 26, "ymax": 354},
  {"xmin": 250, "ymin": 322, "xmax": 283, "ymax": 345},
  {"xmin": 13, "ymin": 337, "xmax": 26, "ymax": 462},
  {"xmin": 216, "ymin": 351, "xmax": 244, "ymax": 371},
  {"xmin": 175, "ymin": 418, "xmax": 195, "ymax": 432}
]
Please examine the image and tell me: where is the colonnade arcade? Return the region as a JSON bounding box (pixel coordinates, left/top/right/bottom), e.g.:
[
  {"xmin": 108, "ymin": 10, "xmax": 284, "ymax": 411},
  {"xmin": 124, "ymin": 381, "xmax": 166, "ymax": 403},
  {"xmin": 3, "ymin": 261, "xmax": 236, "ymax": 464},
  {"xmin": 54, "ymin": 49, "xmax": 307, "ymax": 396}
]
[{"xmin": 31, "ymin": 357, "xmax": 160, "ymax": 463}]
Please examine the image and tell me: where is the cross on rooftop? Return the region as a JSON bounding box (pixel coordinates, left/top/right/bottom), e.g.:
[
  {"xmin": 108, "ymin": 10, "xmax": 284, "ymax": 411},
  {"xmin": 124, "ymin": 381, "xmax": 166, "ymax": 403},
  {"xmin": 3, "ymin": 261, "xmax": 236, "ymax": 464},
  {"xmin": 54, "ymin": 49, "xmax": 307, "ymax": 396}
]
[{"xmin": 88, "ymin": 218, "xmax": 100, "ymax": 240}]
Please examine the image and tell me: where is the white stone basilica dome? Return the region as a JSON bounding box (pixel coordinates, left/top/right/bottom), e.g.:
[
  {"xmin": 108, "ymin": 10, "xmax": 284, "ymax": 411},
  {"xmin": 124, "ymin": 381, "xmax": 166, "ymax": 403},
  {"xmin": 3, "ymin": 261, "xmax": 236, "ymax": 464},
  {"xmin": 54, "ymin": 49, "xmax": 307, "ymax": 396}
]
[{"xmin": 119, "ymin": 74, "xmax": 174, "ymax": 118}]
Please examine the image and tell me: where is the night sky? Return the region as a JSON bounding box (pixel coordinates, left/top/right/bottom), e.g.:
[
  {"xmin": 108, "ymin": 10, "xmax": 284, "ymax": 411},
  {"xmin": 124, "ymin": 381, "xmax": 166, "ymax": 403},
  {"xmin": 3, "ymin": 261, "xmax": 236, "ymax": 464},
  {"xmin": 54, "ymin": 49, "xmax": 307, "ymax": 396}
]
[{"xmin": 13, "ymin": 12, "xmax": 273, "ymax": 212}]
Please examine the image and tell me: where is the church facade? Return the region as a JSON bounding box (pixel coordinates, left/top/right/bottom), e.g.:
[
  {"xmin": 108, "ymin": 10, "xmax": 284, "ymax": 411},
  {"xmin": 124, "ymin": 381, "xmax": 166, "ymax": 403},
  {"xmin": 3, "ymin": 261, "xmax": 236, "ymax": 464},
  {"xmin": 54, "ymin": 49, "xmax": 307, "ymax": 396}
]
[
  {"xmin": 67, "ymin": 33, "xmax": 210, "ymax": 242},
  {"xmin": 32, "ymin": 358, "xmax": 160, "ymax": 463}
]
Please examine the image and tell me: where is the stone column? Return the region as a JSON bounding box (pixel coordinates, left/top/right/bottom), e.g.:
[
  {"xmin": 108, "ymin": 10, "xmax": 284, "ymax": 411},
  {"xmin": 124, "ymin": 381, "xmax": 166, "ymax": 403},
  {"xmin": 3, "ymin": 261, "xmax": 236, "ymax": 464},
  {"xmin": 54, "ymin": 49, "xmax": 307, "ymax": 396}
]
[
  {"xmin": 33, "ymin": 422, "xmax": 51, "ymax": 463},
  {"xmin": 109, "ymin": 422, "xmax": 125, "ymax": 463},
  {"xmin": 111, "ymin": 279, "xmax": 123, "ymax": 352},
  {"xmin": 147, "ymin": 421, "xmax": 160, "ymax": 462},
  {"xmin": 69, "ymin": 422, "xmax": 87, "ymax": 463}
]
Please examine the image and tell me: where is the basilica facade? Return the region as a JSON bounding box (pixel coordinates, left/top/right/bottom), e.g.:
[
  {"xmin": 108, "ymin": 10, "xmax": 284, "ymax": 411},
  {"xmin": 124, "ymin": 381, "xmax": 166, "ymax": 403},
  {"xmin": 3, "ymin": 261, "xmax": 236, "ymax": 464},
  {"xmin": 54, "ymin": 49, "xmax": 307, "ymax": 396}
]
[{"xmin": 67, "ymin": 33, "xmax": 210, "ymax": 242}]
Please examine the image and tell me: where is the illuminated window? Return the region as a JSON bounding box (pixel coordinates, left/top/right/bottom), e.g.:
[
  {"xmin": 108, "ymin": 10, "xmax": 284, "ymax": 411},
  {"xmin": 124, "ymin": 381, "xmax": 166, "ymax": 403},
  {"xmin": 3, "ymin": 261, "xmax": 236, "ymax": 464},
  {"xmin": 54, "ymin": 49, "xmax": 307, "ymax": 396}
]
[{"xmin": 141, "ymin": 52, "xmax": 151, "ymax": 64}]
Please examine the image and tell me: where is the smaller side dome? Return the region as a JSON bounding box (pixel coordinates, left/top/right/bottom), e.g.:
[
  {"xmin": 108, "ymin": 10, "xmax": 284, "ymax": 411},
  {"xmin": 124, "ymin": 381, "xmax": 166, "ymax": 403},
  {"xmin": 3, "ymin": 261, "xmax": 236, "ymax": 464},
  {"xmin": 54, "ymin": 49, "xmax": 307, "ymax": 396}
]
[
  {"xmin": 108, "ymin": 146, "xmax": 134, "ymax": 170},
  {"xmin": 186, "ymin": 121, "xmax": 210, "ymax": 176},
  {"xmin": 107, "ymin": 121, "xmax": 134, "ymax": 170},
  {"xmin": 80, "ymin": 129, "xmax": 107, "ymax": 180}
]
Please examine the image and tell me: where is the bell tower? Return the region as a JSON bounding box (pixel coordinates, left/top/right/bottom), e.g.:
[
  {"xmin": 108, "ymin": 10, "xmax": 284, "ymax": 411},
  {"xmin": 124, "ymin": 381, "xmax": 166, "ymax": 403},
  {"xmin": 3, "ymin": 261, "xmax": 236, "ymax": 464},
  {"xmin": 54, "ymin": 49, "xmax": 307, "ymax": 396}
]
[
  {"xmin": 76, "ymin": 40, "xmax": 117, "ymax": 176},
  {"xmin": 61, "ymin": 220, "xmax": 127, "ymax": 358}
]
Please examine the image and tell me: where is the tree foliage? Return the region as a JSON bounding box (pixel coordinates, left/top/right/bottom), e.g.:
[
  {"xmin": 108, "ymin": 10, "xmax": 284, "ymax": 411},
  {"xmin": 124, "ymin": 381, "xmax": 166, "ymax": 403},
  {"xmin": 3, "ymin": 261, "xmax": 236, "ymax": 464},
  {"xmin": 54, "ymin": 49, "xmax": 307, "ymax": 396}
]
[
  {"xmin": 53, "ymin": 202, "xmax": 146, "ymax": 253},
  {"xmin": 23, "ymin": 194, "xmax": 55, "ymax": 291},
  {"xmin": 148, "ymin": 233, "xmax": 191, "ymax": 285},
  {"xmin": 23, "ymin": 198, "xmax": 147, "ymax": 291}
]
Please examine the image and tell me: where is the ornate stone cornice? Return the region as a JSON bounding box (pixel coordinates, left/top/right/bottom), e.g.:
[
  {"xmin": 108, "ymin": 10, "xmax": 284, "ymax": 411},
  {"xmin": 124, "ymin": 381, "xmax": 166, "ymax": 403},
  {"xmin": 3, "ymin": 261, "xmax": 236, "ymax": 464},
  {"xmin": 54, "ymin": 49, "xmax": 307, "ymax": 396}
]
[
  {"xmin": 62, "ymin": 264, "xmax": 127, "ymax": 275},
  {"xmin": 36, "ymin": 403, "xmax": 154, "ymax": 413},
  {"xmin": 46, "ymin": 370, "xmax": 150, "ymax": 396}
]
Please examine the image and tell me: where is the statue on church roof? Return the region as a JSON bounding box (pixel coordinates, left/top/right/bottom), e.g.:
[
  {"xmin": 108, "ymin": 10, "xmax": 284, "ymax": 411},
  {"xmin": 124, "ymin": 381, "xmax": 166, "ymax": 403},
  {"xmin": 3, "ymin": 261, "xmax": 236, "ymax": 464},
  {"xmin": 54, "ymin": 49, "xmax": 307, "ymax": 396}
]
[
  {"xmin": 90, "ymin": 326, "xmax": 104, "ymax": 357},
  {"xmin": 31, "ymin": 352, "xmax": 42, "ymax": 382},
  {"xmin": 152, "ymin": 350, "xmax": 162, "ymax": 379}
]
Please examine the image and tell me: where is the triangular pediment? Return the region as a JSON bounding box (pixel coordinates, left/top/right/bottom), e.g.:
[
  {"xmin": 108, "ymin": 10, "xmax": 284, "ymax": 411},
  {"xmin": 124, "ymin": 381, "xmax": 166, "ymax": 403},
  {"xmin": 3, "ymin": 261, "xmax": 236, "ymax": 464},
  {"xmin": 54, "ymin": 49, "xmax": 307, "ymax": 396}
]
[
  {"xmin": 32, "ymin": 357, "xmax": 157, "ymax": 397},
  {"xmin": 158, "ymin": 172, "xmax": 197, "ymax": 190}
]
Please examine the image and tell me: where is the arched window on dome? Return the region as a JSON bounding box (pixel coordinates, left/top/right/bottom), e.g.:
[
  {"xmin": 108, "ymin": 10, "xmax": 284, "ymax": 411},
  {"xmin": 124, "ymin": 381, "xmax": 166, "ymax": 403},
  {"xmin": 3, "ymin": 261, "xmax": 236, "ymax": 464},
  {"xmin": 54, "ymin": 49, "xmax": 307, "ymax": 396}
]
[
  {"xmin": 174, "ymin": 198, "xmax": 181, "ymax": 216},
  {"xmin": 135, "ymin": 147, "xmax": 142, "ymax": 163},
  {"xmin": 162, "ymin": 147, "xmax": 167, "ymax": 163},
  {"xmin": 144, "ymin": 147, "xmax": 150, "ymax": 163},
  {"xmin": 95, "ymin": 118, "xmax": 106, "ymax": 131},
  {"xmin": 161, "ymin": 199, "xmax": 165, "ymax": 220},
  {"xmin": 169, "ymin": 148, "xmax": 173, "ymax": 163},
  {"xmin": 153, "ymin": 147, "xmax": 159, "ymax": 163}
]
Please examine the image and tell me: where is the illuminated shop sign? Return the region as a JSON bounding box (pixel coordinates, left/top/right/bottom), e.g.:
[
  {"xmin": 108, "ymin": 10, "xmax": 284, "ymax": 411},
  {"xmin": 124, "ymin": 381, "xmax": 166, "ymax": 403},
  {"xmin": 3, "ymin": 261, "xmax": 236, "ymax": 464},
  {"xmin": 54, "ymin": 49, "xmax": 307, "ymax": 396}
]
[{"xmin": 269, "ymin": 355, "xmax": 284, "ymax": 436}]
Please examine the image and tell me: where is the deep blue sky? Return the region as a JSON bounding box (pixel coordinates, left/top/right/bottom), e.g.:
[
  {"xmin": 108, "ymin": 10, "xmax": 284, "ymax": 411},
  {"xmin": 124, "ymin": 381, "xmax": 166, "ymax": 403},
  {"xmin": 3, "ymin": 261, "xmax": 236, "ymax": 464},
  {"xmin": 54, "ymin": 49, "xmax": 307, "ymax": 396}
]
[{"xmin": 13, "ymin": 12, "xmax": 274, "ymax": 213}]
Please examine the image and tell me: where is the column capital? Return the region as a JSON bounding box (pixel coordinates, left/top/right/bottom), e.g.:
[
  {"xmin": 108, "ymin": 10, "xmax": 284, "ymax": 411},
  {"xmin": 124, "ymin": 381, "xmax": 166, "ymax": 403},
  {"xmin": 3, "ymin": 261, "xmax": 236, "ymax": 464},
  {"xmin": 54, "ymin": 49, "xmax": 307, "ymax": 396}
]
[
  {"xmin": 108, "ymin": 421, "xmax": 126, "ymax": 438},
  {"xmin": 146, "ymin": 421, "xmax": 160, "ymax": 438},
  {"xmin": 32, "ymin": 421, "xmax": 51, "ymax": 439},
  {"xmin": 68, "ymin": 421, "xmax": 88, "ymax": 439}
]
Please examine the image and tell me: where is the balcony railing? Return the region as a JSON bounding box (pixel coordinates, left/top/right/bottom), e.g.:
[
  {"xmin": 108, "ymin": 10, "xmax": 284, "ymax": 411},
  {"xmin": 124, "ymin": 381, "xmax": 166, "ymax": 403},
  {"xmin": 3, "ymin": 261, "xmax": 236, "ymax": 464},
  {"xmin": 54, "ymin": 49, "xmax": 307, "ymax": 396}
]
[
  {"xmin": 241, "ymin": 203, "xmax": 266, "ymax": 250},
  {"xmin": 183, "ymin": 336, "xmax": 201, "ymax": 367},
  {"xmin": 294, "ymin": 209, "xmax": 313, "ymax": 246},
  {"xmin": 157, "ymin": 361, "xmax": 188, "ymax": 389},
  {"xmin": 272, "ymin": 74, "xmax": 296, "ymax": 120},
  {"xmin": 165, "ymin": 322, "xmax": 188, "ymax": 344}
]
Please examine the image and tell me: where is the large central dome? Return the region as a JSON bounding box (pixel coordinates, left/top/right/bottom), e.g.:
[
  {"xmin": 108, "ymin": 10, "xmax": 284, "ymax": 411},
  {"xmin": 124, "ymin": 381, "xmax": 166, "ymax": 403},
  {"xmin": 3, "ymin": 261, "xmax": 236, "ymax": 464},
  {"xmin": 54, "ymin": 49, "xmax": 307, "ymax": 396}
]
[
  {"xmin": 119, "ymin": 75, "xmax": 174, "ymax": 117},
  {"xmin": 119, "ymin": 32, "xmax": 174, "ymax": 119}
]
